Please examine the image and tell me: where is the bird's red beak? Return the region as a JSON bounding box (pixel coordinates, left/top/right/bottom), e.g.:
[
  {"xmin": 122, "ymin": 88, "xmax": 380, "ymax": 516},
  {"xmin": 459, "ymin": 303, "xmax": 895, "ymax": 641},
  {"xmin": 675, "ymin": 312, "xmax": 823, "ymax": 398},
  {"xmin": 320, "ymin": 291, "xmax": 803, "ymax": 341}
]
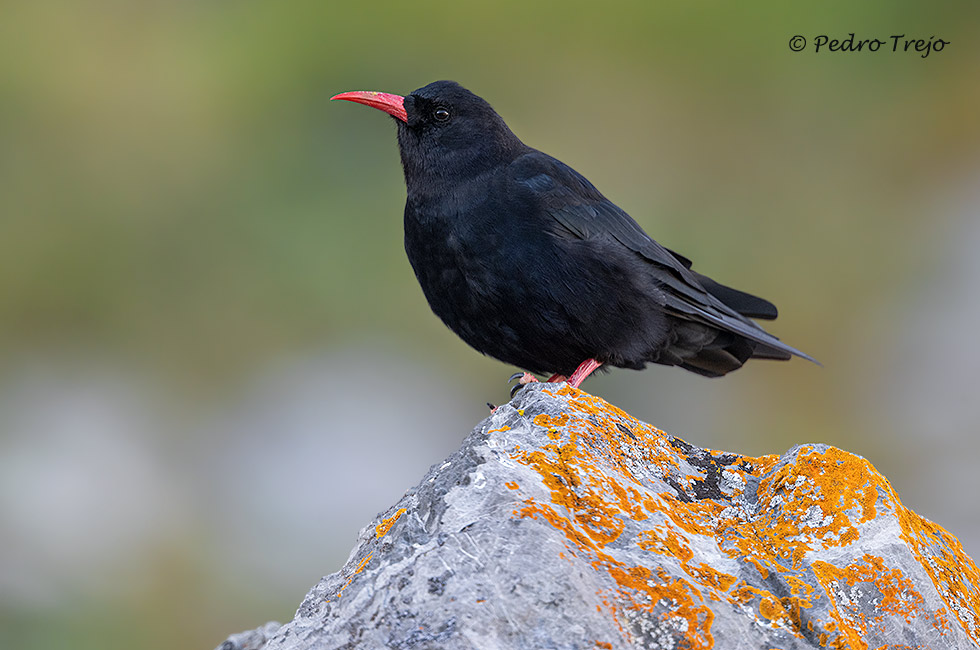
[{"xmin": 330, "ymin": 90, "xmax": 407, "ymax": 122}]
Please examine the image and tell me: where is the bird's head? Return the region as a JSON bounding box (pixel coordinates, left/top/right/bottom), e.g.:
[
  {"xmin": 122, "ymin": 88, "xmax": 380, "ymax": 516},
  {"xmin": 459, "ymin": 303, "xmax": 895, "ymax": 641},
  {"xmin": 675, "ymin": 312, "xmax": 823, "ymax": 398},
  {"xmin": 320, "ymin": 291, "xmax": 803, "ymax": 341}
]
[{"xmin": 332, "ymin": 81, "xmax": 525, "ymax": 187}]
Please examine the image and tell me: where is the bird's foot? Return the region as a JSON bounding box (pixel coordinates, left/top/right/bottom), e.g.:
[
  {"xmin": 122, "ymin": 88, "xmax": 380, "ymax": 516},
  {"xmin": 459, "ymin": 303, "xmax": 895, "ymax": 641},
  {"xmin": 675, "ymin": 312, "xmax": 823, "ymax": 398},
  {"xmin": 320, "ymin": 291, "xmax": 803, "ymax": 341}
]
[
  {"xmin": 508, "ymin": 371, "xmax": 540, "ymax": 398},
  {"xmin": 507, "ymin": 365, "xmax": 594, "ymax": 398},
  {"xmin": 568, "ymin": 359, "xmax": 603, "ymax": 388}
]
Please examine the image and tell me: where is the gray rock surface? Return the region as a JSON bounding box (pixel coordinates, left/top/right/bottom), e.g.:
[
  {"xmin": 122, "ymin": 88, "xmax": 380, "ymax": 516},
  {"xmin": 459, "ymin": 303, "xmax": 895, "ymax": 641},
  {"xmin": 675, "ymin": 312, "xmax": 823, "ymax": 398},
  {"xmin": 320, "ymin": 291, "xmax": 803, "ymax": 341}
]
[
  {"xmin": 217, "ymin": 384, "xmax": 980, "ymax": 649},
  {"xmin": 219, "ymin": 622, "xmax": 283, "ymax": 650}
]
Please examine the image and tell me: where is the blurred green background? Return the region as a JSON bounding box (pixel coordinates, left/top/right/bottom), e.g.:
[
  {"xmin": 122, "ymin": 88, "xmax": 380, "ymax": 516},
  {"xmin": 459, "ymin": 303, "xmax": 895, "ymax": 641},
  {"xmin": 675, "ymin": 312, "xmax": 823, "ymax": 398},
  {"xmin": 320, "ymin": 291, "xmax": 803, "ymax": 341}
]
[{"xmin": 1, "ymin": 1, "xmax": 979, "ymax": 648}]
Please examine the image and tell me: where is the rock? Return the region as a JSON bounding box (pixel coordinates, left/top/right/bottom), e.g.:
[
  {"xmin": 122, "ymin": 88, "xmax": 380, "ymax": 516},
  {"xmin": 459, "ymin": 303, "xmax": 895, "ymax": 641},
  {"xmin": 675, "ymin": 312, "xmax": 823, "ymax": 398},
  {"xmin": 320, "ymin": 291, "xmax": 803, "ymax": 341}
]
[
  {"xmin": 217, "ymin": 384, "xmax": 980, "ymax": 649},
  {"xmin": 218, "ymin": 622, "xmax": 283, "ymax": 650}
]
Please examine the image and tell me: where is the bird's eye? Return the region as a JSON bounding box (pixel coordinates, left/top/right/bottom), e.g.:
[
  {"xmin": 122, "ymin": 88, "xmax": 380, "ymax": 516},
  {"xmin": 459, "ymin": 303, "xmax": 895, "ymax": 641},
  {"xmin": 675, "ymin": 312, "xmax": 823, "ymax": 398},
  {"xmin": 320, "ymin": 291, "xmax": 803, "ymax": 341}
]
[{"xmin": 433, "ymin": 108, "xmax": 451, "ymax": 122}]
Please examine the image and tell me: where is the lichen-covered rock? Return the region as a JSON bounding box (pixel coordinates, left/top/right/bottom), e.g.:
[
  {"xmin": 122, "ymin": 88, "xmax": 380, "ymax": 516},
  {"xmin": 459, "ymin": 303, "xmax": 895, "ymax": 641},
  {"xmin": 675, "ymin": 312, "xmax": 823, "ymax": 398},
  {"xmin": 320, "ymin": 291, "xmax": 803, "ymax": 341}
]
[{"xmin": 217, "ymin": 384, "xmax": 980, "ymax": 649}]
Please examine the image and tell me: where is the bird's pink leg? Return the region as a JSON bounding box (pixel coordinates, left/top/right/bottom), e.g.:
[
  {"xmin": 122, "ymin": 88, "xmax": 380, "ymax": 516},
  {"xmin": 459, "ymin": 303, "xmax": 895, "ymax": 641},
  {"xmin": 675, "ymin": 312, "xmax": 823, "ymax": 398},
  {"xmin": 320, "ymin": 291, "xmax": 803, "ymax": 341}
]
[
  {"xmin": 545, "ymin": 373, "xmax": 567, "ymax": 383},
  {"xmin": 517, "ymin": 372, "xmax": 539, "ymax": 385},
  {"xmin": 567, "ymin": 359, "xmax": 603, "ymax": 388}
]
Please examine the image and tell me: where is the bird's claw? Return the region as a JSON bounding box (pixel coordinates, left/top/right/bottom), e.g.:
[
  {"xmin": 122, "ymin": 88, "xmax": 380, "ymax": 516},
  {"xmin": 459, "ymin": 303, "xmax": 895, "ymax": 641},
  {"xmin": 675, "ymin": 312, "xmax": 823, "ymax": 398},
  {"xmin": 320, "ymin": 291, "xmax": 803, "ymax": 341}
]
[{"xmin": 508, "ymin": 371, "xmax": 540, "ymax": 399}]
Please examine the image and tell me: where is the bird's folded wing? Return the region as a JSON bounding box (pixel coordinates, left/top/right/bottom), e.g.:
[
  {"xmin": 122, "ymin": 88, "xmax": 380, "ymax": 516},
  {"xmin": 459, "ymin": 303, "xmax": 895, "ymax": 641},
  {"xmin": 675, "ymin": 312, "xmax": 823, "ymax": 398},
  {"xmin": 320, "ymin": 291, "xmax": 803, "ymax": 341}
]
[{"xmin": 515, "ymin": 152, "xmax": 815, "ymax": 363}]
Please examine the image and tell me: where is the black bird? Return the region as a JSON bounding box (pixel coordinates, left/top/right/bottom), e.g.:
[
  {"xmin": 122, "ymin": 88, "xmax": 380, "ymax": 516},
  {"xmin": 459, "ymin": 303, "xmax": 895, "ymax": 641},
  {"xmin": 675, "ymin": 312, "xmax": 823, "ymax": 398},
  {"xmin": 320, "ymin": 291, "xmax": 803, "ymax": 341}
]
[{"xmin": 332, "ymin": 81, "xmax": 815, "ymax": 389}]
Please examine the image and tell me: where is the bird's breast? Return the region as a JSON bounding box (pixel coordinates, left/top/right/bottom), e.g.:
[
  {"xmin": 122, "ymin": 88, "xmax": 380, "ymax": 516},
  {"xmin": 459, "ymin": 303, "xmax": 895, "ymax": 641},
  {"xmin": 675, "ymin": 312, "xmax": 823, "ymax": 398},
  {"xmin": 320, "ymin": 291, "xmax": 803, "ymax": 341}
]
[{"xmin": 403, "ymin": 199, "xmax": 500, "ymax": 304}]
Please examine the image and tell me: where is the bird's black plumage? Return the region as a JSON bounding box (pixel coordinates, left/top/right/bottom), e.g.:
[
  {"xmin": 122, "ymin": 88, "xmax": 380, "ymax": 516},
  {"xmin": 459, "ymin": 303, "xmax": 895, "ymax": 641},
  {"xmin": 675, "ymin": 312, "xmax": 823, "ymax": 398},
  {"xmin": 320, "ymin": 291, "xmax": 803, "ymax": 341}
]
[{"xmin": 334, "ymin": 80, "xmax": 814, "ymax": 381}]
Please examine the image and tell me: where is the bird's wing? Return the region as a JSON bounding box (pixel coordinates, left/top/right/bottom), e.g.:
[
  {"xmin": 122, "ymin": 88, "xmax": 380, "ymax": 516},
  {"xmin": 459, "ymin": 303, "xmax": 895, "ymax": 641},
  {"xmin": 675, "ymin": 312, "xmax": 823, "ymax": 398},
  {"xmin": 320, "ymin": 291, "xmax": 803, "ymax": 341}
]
[
  {"xmin": 513, "ymin": 152, "xmax": 814, "ymax": 362},
  {"xmin": 659, "ymin": 247, "xmax": 777, "ymax": 320}
]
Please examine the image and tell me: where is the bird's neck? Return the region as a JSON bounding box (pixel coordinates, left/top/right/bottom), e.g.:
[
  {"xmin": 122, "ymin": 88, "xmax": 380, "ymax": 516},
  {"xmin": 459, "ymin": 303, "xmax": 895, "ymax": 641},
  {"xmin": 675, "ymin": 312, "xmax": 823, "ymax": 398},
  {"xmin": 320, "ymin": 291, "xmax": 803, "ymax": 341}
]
[
  {"xmin": 397, "ymin": 122, "xmax": 528, "ymax": 191},
  {"xmin": 403, "ymin": 169, "xmax": 492, "ymax": 221},
  {"xmin": 401, "ymin": 147, "xmax": 513, "ymax": 188}
]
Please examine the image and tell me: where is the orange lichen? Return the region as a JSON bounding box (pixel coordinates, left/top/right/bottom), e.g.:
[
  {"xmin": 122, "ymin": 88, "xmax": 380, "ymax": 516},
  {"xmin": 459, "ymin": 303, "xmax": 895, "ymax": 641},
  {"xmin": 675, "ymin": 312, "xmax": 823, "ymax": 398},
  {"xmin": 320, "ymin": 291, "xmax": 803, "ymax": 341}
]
[
  {"xmin": 516, "ymin": 437, "xmax": 628, "ymax": 548},
  {"xmin": 810, "ymin": 554, "xmax": 935, "ymax": 649},
  {"xmin": 333, "ymin": 552, "xmax": 373, "ymax": 600},
  {"xmin": 637, "ymin": 527, "xmax": 694, "ymax": 563},
  {"xmin": 814, "ymin": 554, "xmax": 926, "ymax": 624},
  {"xmin": 505, "ymin": 481, "xmax": 519, "ymax": 490},
  {"xmin": 519, "ymin": 500, "xmax": 609, "ymax": 553},
  {"xmin": 354, "ymin": 553, "xmax": 371, "ymax": 573},
  {"xmin": 764, "ymin": 447, "xmax": 879, "ymax": 547},
  {"xmin": 603, "ymin": 562, "xmax": 716, "ymax": 649},
  {"xmin": 508, "ymin": 389, "xmax": 978, "ymax": 647},
  {"xmin": 515, "ymin": 390, "xmax": 721, "ymax": 645},
  {"xmin": 894, "ymin": 500, "xmax": 980, "ymax": 642},
  {"xmin": 532, "ymin": 412, "xmax": 569, "ymax": 429},
  {"xmin": 729, "ymin": 582, "xmax": 806, "ymax": 631},
  {"xmin": 684, "ymin": 563, "xmax": 738, "ymax": 593},
  {"xmin": 375, "ymin": 508, "xmax": 406, "ymax": 539}
]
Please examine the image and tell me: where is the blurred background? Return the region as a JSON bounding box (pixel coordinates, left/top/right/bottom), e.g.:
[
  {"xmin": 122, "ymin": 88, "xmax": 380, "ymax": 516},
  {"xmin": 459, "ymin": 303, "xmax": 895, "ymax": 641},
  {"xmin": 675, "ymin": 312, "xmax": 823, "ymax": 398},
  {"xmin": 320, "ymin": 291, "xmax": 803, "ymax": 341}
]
[{"xmin": 1, "ymin": 1, "xmax": 978, "ymax": 648}]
